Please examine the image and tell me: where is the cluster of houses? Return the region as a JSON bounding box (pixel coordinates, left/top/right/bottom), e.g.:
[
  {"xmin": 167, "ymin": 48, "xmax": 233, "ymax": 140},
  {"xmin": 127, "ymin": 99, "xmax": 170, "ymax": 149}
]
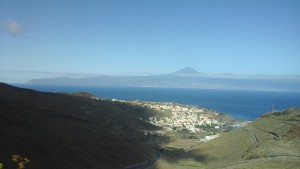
[
  {"xmin": 130, "ymin": 101, "xmax": 225, "ymax": 133},
  {"xmin": 110, "ymin": 99, "xmax": 247, "ymax": 142}
]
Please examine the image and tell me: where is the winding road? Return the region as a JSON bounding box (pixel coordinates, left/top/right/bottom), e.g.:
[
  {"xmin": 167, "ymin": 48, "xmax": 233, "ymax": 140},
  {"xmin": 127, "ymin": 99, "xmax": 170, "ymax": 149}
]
[
  {"xmin": 125, "ymin": 149, "xmax": 161, "ymax": 169},
  {"xmin": 243, "ymin": 127, "xmax": 258, "ymax": 144}
]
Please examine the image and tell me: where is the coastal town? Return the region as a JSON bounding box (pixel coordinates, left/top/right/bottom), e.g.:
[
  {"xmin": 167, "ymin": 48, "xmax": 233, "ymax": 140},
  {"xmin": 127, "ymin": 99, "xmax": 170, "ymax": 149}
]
[{"xmin": 111, "ymin": 99, "xmax": 248, "ymax": 142}]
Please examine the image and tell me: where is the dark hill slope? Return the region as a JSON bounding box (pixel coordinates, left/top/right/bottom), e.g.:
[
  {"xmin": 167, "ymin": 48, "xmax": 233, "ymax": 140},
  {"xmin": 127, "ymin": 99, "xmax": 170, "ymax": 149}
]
[{"xmin": 0, "ymin": 83, "xmax": 159, "ymax": 169}]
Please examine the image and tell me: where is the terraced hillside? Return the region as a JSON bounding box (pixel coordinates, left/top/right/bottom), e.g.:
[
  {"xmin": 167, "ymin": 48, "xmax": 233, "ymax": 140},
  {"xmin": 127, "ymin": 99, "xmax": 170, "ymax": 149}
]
[{"xmin": 0, "ymin": 83, "xmax": 159, "ymax": 169}]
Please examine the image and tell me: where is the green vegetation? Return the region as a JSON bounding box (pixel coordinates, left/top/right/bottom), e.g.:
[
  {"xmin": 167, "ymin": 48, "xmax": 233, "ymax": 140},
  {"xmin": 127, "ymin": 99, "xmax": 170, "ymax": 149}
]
[
  {"xmin": 150, "ymin": 108, "xmax": 300, "ymax": 169},
  {"xmin": 188, "ymin": 135, "xmax": 198, "ymax": 139},
  {"xmin": 11, "ymin": 155, "xmax": 30, "ymax": 169},
  {"xmin": 177, "ymin": 160, "xmax": 204, "ymax": 168},
  {"xmin": 1, "ymin": 83, "xmax": 299, "ymax": 169},
  {"xmin": 0, "ymin": 155, "xmax": 30, "ymax": 169}
]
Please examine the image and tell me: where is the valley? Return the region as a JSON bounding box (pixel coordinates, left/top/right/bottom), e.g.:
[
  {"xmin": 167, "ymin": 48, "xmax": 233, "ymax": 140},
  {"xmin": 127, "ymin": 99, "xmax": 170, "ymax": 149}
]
[{"xmin": 0, "ymin": 83, "xmax": 299, "ymax": 169}]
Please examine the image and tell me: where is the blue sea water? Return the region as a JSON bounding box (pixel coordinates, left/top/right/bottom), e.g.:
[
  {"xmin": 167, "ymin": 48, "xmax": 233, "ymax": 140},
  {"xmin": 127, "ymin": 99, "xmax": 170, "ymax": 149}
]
[{"xmin": 12, "ymin": 84, "xmax": 300, "ymax": 120}]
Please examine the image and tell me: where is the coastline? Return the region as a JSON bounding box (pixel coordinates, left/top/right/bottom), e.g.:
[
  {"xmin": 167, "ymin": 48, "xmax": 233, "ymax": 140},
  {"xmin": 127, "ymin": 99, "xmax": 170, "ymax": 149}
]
[{"xmin": 10, "ymin": 83, "xmax": 300, "ymax": 121}]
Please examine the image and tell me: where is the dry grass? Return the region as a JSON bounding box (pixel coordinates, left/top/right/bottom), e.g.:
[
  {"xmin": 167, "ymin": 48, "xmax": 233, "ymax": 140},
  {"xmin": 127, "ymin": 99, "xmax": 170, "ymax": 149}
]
[
  {"xmin": 151, "ymin": 108, "xmax": 300, "ymax": 169},
  {"xmin": 166, "ymin": 136, "xmax": 201, "ymax": 149},
  {"xmin": 224, "ymin": 158, "xmax": 300, "ymax": 169}
]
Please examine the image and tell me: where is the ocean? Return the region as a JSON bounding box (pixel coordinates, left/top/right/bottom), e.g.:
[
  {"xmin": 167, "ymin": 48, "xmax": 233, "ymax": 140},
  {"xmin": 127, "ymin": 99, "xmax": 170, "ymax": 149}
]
[{"xmin": 12, "ymin": 84, "xmax": 300, "ymax": 120}]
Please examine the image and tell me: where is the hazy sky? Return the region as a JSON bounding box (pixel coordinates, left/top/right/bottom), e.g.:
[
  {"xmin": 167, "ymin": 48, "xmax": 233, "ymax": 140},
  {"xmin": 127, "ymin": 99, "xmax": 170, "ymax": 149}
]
[{"xmin": 1, "ymin": 0, "xmax": 300, "ymax": 75}]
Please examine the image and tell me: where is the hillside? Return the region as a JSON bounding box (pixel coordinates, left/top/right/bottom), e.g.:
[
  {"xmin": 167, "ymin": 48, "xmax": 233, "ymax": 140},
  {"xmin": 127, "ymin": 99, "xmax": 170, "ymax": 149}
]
[
  {"xmin": 1, "ymin": 83, "xmax": 299, "ymax": 169},
  {"xmin": 151, "ymin": 108, "xmax": 300, "ymax": 169},
  {"xmin": 0, "ymin": 83, "xmax": 160, "ymax": 169}
]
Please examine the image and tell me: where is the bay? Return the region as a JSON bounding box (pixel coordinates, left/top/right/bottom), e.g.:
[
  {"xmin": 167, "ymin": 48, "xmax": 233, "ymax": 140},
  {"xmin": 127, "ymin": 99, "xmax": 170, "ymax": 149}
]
[{"xmin": 12, "ymin": 84, "xmax": 300, "ymax": 120}]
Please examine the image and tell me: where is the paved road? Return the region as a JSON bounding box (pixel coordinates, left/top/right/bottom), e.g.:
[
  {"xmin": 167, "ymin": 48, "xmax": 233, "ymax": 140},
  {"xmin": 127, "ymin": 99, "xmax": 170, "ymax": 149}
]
[
  {"xmin": 243, "ymin": 127, "xmax": 258, "ymax": 144},
  {"xmin": 269, "ymin": 154, "xmax": 300, "ymax": 158},
  {"xmin": 125, "ymin": 150, "xmax": 161, "ymax": 169}
]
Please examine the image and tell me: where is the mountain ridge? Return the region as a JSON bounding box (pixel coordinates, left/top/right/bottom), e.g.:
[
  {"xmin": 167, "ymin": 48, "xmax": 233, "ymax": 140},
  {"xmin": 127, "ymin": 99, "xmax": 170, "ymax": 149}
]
[
  {"xmin": 1, "ymin": 83, "xmax": 299, "ymax": 169},
  {"xmin": 172, "ymin": 67, "xmax": 204, "ymax": 75},
  {"xmin": 0, "ymin": 83, "xmax": 159, "ymax": 169},
  {"xmin": 27, "ymin": 68, "xmax": 300, "ymax": 91}
]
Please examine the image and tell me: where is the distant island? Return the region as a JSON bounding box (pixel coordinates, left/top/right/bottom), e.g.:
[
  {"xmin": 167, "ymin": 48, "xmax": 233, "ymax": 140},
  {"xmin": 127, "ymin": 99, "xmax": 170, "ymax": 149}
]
[{"xmin": 28, "ymin": 67, "xmax": 300, "ymax": 91}]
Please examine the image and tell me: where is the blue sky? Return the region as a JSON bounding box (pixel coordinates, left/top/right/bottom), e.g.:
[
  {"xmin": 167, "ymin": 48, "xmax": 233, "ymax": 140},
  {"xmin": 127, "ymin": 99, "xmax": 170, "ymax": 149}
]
[{"xmin": 0, "ymin": 0, "xmax": 300, "ymax": 75}]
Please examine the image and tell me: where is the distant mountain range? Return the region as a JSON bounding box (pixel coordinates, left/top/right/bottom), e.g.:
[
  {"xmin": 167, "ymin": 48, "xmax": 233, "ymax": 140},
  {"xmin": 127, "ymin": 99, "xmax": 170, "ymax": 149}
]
[
  {"xmin": 0, "ymin": 69, "xmax": 101, "ymax": 83},
  {"xmin": 28, "ymin": 67, "xmax": 300, "ymax": 91},
  {"xmin": 173, "ymin": 67, "xmax": 206, "ymax": 75}
]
